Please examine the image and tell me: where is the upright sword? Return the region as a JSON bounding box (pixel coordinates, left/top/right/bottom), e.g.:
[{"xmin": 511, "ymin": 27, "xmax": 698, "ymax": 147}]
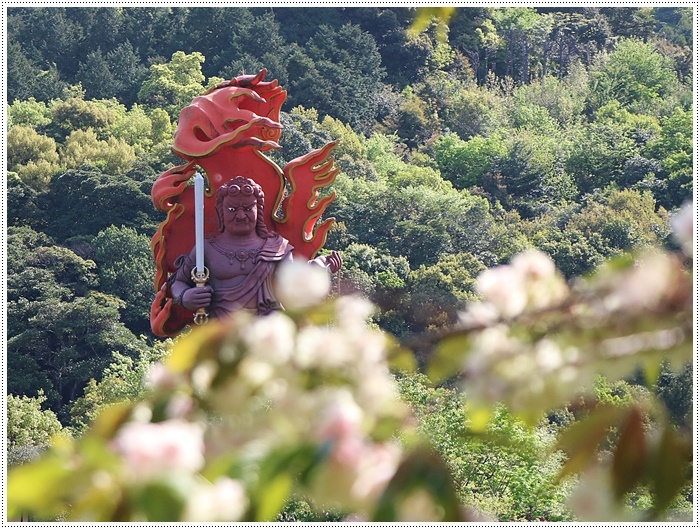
[{"xmin": 191, "ymin": 172, "xmax": 209, "ymax": 325}]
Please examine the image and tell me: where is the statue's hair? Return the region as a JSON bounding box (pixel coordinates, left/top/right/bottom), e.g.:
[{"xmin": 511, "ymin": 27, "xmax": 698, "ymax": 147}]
[{"xmin": 215, "ymin": 176, "xmax": 273, "ymax": 238}]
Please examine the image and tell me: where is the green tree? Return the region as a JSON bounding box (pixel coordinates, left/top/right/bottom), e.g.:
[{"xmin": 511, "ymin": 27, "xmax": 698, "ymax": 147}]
[
  {"xmin": 7, "ymin": 41, "xmax": 44, "ymax": 102},
  {"xmin": 300, "ymin": 23, "xmax": 386, "ymax": 133},
  {"xmin": 397, "ymin": 374, "xmax": 572, "ymax": 520},
  {"xmin": 407, "ymin": 252, "xmax": 485, "ymax": 330},
  {"xmin": 61, "ymin": 128, "xmax": 136, "ymax": 174},
  {"xmin": 7, "ymin": 393, "xmax": 64, "ymax": 467},
  {"xmin": 92, "ymin": 226, "xmax": 156, "ymax": 334},
  {"xmin": 432, "ymin": 132, "xmax": 507, "ymax": 189},
  {"xmin": 211, "ymin": 9, "xmax": 292, "ymax": 86},
  {"xmin": 76, "ymin": 49, "xmax": 116, "ymax": 100},
  {"xmin": 653, "ymin": 7, "xmax": 693, "ymax": 47},
  {"xmin": 512, "ymin": 69, "xmax": 589, "ymax": 127},
  {"xmin": 70, "ymin": 344, "xmax": 169, "ymax": 434},
  {"xmin": 9, "ymin": 291, "xmax": 149, "ymax": 421},
  {"xmin": 565, "ymin": 120, "xmax": 638, "ymax": 195},
  {"xmin": 381, "ymin": 185, "xmax": 496, "ymax": 268},
  {"xmin": 137, "ymin": 51, "xmax": 207, "ymax": 120},
  {"xmin": 110, "ymin": 104, "xmax": 155, "ymax": 153},
  {"xmin": 497, "ymin": 129, "xmax": 575, "ymax": 216},
  {"xmin": 588, "ymin": 38, "xmax": 679, "ymax": 114},
  {"xmin": 339, "ymin": 243, "xmax": 411, "ymax": 334},
  {"xmin": 360, "ymin": 8, "xmax": 433, "ymax": 87},
  {"xmin": 7, "ymin": 173, "xmax": 43, "ymax": 230},
  {"xmin": 490, "ymin": 7, "xmax": 553, "ymax": 84},
  {"xmin": 566, "ymin": 187, "xmax": 669, "ymax": 256},
  {"xmin": 533, "ymin": 225, "xmax": 605, "ymax": 278},
  {"xmin": 74, "ymin": 27, "xmax": 147, "ymax": 103},
  {"xmin": 8, "ymin": 98, "xmax": 52, "ymax": 130},
  {"xmin": 7, "ymin": 125, "xmax": 60, "ymax": 169},
  {"xmin": 7, "ymin": 226, "xmax": 150, "ymax": 419},
  {"xmin": 7, "ymin": 125, "xmax": 62, "ymax": 190},
  {"xmin": 318, "ymin": 115, "xmax": 366, "ymax": 159},
  {"xmin": 42, "ymin": 168, "xmax": 158, "ymax": 242},
  {"xmin": 655, "ymin": 363, "xmax": 692, "ymax": 428},
  {"xmin": 441, "ymin": 84, "xmax": 505, "ymax": 139},
  {"xmin": 384, "ymin": 85, "xmax": 436, "ymax": 149},
  {"xmin": 105, "ymin": 41, "xmax": 149, "ymax": 105},
  {"xmin": 644, "ymin": 107, "xmax": 693, "ymax": 208}
]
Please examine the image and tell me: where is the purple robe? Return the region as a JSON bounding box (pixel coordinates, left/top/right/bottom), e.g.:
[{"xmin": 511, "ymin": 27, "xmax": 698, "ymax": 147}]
[{"xmin": 172, "ymin": 235, "xmax": 293, "ymax": 317}]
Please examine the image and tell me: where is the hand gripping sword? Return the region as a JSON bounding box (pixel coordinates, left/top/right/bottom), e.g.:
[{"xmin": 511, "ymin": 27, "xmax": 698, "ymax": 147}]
[{"xmin": 191, "ymin": 172, "xmax": 209, "ymax": 325}]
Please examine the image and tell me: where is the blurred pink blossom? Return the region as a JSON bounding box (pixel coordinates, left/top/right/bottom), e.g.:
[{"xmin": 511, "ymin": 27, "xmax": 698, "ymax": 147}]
[
  {"xmin": 112, "ymin": 419, "xmax": 205, "ymax": 479},
  {"xmin": 670, "ymin": 201, "xmax": 693, "ymax": 256},
  {"xmin": 315, "ymin": 390, "xmax": 364, "ymax": 441}
]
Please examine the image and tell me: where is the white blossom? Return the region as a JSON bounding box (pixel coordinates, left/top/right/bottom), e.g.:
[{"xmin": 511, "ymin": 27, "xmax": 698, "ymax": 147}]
[
  {"xmin": 355, "ymin": 366, "xmax": 400, "ymax": 415},
  {"xmin": 144, "ymin": 362, "xmax": 177, "ymax": 391},
  {"xmin": 112, "ymin": 420, "xmax": 205, "ymax": 479},
  {"xmin": 476, "ymin": 265, "xmax": 527, "ymax": 318},
  {"xmin": 275, "ymin": 259, "xmax": 331, "ymax": 310},
  {"xmin": 237, "ymin": 357, "xmax": 274, "ymax": 386},
  {"xmin": 295, "ymin": 326, "xmax": 352, "ymax": 369},
  {"xmin": 182, "ymin": 477, "xmax": 248, "ymax": 522},
  {"xmin": 511, "ymin": 249, "xmax": 557, "ymax": 279},
  {"xmin": 459, "ymin": 302, "xmax": 500, "ymax": 328},
  {"xmin": 475, "ymin": 250, "xmax": 567, "ymax": 319},
  {"xmin": 243, "ymin": 311, "xmax": 296, "ymax": 365},
  {"xmin": 335, "ymin": 295, "xmax": 374, "ymax": 329},
  {"xmin": 165, "ymin": 392, "xmax": 194, "ymax": 419},
  {"xmin": 670, "ymin": 201, "xmax": 693, "ymax": 256},
  {"xmin": 350, "ymin": 441, "xmax": 402, "ymax": 502},
  {"xmin": 603, "ymin": 251, "xmax": 675, "ymax": 313},
  {"xmin": 191, "ymin": 359, "xmax": 218, "ymax": 393},
  {"xmin": 314, "ymin": 389, "xmax": 364, "ymax": 441},
  {"xmin": 535, "ymin": 340, "xmax": 564, "ymax": 372},
  {"xmin": 567, "ymin": 466, "xmax": 631, "ymax": 521}
]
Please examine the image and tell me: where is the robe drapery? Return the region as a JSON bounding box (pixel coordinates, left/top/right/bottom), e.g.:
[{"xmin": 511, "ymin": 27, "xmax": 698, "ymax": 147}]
[{"xmin": 172, "ymin": 234, "xmax": 293, "ymax": 317}]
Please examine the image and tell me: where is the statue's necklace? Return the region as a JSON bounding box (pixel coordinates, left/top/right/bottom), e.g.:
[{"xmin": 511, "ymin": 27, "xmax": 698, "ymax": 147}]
[{"xmin": 210, "ymin": 239, "xmax": 265, "ymax": 270}]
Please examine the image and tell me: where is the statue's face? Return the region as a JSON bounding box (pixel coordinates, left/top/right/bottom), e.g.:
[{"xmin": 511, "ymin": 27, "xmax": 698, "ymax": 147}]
[{"xmin": 223, "ymin": 195, "xmax": 258, "ymax": 236}]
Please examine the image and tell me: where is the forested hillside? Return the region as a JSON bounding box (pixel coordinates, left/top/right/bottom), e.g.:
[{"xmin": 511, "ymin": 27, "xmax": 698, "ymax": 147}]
[{"xmin": 6, "ymin": 6, "xmax": 694, "ymax": 522}]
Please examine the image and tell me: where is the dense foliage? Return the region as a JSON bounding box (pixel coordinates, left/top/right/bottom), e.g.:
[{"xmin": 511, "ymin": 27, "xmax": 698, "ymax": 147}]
[{"xmin": 6, "ymin": 6, "xmax": 693, "ymax": 522}]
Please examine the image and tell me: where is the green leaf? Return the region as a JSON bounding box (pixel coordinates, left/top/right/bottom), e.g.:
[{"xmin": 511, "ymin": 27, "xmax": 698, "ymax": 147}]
[
  {"xmin": 648, "ymin": 423, "xmax": 692, "ymax": 515},
  {"xmin": 555, "ymin": 405, "xmax": 626, "ymax": 481},
  {"xmin": 255, "ymin": 473, "xmax": 292, "ymax": 522},
  {"xmin": 408, "ymin": 7, "xmax": 456, "ymax": 39},
  {"xmin": 132, "ymin": 478, "xmax": 187, "ymax": 522},
  {"xmin": 166, "ymin": 322, "xmax": 225, "ymax": 373},
  {"xmin": 385, "ymin": 336, "xmax": 417, "ymax": 373},
  {"xmin": 249, "ymin": 443, "xmax": 331, "ymax": 520},
  {"xmin": 611, "ymin": 406, "xmax": 647, "ymax": 499},
  {"xmin": 89, "ymin": 401, "xmax": 133, "ymax": 439},
  {"xmin": 299, "ymin": 299, "xmax": 336, "ymax": 326},
  {"xmin": 7, "ymin": 457, "xmax": 71, "ymax": 517},
  {"xmin": 465, "ymin": 405, "xmax": 493, "ymax": 434},
  {"xmin": 372, "ymin": 446, "xmax": 463, "ymax": 522},
  {"xmin": 642, "ymin": 360, "xmax": 662, "ymax": 387},
  {"xmin": 427, "ymin": 331, "xmax": 469, "ymax": 384}
]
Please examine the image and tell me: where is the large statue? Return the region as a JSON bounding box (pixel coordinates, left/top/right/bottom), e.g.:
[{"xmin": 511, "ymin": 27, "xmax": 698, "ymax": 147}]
[
  {"xmin": 169, "ymin": 176, "xmax": 341, "ymax": 319},
  {"xmin": 150, "ymin": 70, "xmax": 341, "ymax": 337}
]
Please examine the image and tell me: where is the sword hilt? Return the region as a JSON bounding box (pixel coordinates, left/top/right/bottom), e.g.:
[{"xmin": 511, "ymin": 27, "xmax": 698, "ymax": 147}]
[{"xmin": 191, "ymin": 266, "xmax": 210, "ymax": 325}]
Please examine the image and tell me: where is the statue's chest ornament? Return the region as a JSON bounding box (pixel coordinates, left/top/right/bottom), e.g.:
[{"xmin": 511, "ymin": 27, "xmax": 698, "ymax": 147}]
[{"xmin": 210, "ymin": 239, "xmax": 263, "ymax": 269}]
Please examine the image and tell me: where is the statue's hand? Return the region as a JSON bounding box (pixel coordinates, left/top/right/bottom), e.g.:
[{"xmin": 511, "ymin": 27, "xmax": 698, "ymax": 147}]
[
  {"xmin": 181, "ymin": 285, "xmax": 213, "ymax": 311},
  {"xmin": 324, "ymin": 251, "xmax": 342, "ymax": 274}
]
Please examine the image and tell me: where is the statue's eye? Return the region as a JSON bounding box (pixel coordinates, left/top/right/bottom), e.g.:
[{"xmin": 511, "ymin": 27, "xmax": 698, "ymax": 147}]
[
  {"xmin": 228, "ymin": 207, "xmax": 235, "ymax": 211},
  {"xmin": 245, "ymin": 206, "xmax": 254, "ymax": 211}
]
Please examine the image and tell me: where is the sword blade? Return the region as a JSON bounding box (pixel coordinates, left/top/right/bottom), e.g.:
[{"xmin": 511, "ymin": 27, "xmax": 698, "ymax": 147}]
[{"xmin": 194, "ymin": 173, "xmax": 205, "ymax": 274}]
